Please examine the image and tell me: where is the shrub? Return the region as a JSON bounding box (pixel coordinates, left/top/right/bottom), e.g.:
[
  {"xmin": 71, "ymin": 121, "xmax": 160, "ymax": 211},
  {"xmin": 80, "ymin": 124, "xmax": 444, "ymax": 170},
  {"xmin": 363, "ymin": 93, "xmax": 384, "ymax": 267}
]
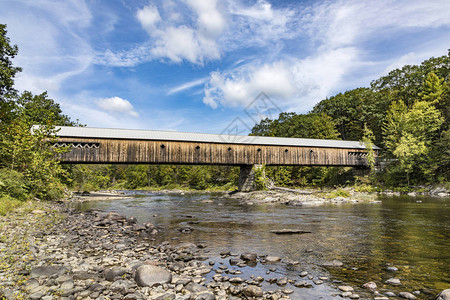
[
  {"xmin": 0, "ymin": 195, "xmax": 23, "ymax": 215},
  {"xmin": 0, "ymin": 168, "xmax": 29, "ymax": 201}
]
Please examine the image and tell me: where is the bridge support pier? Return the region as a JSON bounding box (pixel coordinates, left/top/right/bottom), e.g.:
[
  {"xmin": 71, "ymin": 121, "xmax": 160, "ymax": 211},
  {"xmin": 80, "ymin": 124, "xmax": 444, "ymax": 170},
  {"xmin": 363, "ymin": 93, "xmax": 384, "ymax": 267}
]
[{"xmin": 238, "ymin": 165, "xmax": 263, "ymax": 192}]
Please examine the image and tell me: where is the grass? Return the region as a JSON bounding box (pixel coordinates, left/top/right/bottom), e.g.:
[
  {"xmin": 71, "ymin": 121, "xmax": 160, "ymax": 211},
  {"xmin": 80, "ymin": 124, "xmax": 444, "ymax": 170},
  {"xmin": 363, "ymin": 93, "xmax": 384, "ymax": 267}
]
[
  {"xmin": 325, "ymin": 188, "xmax": 351, "ymax": 198},
  {"xmin": 0, "ymin": 195, "xmax": 24, "ymax": 216}
]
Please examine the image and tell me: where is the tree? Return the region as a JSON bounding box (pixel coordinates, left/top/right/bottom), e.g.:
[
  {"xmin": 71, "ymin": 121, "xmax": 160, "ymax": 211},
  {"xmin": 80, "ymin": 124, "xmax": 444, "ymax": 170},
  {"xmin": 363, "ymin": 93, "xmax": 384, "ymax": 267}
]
[
  {"xmin": 0, "ymin": 115, "xmax": 68, "ymax": 199},
  {"xmin": 0, "ymin": 24, "xmax": 21, "ymax": 97},
  {"xmin": 17, "ymin": 91, "xmax": 78, "ymax": 126}
]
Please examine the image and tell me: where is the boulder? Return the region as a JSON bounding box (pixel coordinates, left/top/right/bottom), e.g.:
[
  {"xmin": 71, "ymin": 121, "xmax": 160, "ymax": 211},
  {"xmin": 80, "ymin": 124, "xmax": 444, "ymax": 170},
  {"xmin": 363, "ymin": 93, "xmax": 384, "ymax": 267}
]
[
  {"xmin": 436, "ymin": 289, "xmax": 450, "ymax": 300},
  {"xmin": 134, "ymin": 265, "xmax": 172, "ymax": 287}
]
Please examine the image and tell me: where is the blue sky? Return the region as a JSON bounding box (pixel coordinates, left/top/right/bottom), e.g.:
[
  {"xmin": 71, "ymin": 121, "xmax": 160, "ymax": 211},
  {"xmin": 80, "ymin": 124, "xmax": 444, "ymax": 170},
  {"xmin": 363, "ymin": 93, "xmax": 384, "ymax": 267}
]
[{"xmin": 1, "ymin": 0, "xmax": 449, "ymax": 134}]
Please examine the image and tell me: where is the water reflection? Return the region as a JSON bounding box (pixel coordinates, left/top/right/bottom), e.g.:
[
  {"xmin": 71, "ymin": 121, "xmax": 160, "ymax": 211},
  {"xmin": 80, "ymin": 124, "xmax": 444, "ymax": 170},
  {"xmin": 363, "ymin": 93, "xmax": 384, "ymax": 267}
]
[{"xmin": 76, "ymin": 193, "xmax": 449, "ymax": 299}]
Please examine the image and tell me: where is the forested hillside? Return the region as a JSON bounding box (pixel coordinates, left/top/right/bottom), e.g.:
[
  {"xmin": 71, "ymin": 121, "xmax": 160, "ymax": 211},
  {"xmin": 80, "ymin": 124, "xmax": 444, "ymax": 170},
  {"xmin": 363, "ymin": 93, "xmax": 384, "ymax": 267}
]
[{"xmin": 253, "ymin": 52, "xmax": 449, "ymax": 188}]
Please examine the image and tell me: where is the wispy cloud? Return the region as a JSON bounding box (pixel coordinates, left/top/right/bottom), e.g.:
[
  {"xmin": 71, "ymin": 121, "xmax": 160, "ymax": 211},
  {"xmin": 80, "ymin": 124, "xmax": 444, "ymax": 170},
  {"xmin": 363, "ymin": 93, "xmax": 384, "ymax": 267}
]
[{"xmin": 167, "ymin": 77, "xmax": 208, "ymax": 95}]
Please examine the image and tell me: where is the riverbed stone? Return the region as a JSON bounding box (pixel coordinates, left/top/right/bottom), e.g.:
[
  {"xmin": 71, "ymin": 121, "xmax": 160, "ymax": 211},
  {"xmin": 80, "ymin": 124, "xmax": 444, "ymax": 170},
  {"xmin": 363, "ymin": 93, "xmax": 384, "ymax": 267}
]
[
  {"xmin": 240, "ymin": 252, "xmax": 257, "ymax": 261},
  {"xmin": 399, "ymin": 292, "xmax": 417, "ymax": 299},
  {"xmin": 265, "ymin": 256, "xmax": 281, "ymax": 263},
  {"xmin": 322, "ymin": 259, "xmax": 343, "ymax": 267},
  {"xmin": 436, "ymin": 289, "xmax": 450, "ymax": 300},
  {"xmin": 134, "ymin": 265, "xmax": 172, "ymax": 287},
  {"xmin": 243, "ymin": 285, "xmax": 263, "ymax": 297},
  {"xmin": 338, "ymin": 286, "xmax": 354, "ymax": 292},
  {"xmin": 362, "ymin": 281, "xmax": 377, "ymax": 289},
  {"xmin": 385, "ymin": 278, "xmax": 401, "ymax": 285},
  {"xmin": 386, "ymin": 266, "xmax": 399, "ymax": 272},
  {"xmin": 104, "ymin": 267, "xmax": 127, "ymax": 281},
  {"xmin": 30, "ymin": 266, "xmax": 67, "ymax": 278}
]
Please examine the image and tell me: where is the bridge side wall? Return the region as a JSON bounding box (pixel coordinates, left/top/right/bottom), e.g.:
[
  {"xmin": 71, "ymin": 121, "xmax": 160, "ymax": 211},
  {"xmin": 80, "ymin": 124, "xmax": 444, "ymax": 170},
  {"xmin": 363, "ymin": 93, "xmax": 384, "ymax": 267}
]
[{"xmin": 55, "ymin": 138, "xmax": 376, "ymax": 167}]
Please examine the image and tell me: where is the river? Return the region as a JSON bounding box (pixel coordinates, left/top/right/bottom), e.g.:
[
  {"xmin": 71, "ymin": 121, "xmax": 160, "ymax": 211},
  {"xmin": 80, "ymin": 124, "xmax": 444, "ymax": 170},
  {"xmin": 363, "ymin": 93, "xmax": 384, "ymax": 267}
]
[{"xmin": 76, "ymin": 192, "xmax": 449, "ymax": 299}]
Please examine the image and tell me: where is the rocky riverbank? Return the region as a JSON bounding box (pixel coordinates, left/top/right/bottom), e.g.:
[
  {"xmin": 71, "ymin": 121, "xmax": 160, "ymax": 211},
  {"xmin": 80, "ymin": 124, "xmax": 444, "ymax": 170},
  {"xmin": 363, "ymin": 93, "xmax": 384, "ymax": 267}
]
[
  {"xmin": 0, "ymin": 201, "xmax": 448, "ymax": 300},
  {"xmin": 229, "ymin": 189, "xmax": 376, "ymax": 206}
]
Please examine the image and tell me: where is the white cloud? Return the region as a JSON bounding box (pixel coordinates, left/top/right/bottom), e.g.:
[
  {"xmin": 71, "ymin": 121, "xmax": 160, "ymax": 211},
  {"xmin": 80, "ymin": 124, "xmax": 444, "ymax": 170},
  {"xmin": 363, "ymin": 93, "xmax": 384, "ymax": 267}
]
[
  {"xmin": 203, "ymin": 47, "xmax": 358, "ymax": 111},
  {"xmin": 96, "ymin": 97, "xmax": 139, "ymax": 117},
  {"xmin": 133, "ymin": 0, "xmax": 225, "ymax": 64},
  {"xmin": 136, "ymin": 5, "xmax": 161, "ymax": 31}
]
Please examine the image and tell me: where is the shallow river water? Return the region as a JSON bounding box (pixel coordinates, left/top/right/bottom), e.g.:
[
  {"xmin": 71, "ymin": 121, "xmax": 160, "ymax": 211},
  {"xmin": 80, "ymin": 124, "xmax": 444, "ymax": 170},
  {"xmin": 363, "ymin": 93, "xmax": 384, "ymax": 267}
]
[{"xmin": 77, "ymin": 192, "xmax": 449, "ymax": 299}]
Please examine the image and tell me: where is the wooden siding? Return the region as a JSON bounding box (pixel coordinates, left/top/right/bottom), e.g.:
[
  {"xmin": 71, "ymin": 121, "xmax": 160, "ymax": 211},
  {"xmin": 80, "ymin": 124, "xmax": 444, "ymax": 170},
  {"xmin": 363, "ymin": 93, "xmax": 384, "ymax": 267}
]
[{"xmin": 55, "ymin": 138, "xmax": 377, "ymax": 167}]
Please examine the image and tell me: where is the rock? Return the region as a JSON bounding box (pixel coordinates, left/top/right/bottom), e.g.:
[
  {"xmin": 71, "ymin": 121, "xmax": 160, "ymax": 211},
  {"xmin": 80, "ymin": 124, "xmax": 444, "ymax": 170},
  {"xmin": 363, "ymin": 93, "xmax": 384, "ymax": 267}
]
[
  {"xmin": 385, "ymin": 278, "xmax": 401, "ymax": 285},
  {"xmin": 276, "ymin": 277, "xmax": 288, "ymax": 286},
  {"xmin": 338, "ymin": 286, "xmax": 354, "ymax": 292},
  {"xmin": 194, "ymin": 292, "xmax": 216, "ymax": 300},
  {"xmin": 265, "ymin": 256, "xmax": 281, "ymax": 263},
  {"xmin": 25, "ymin": 278, "xmax": 40, "ymax": 290},
  {"xmin": 240, "ymin": 252, "xmax": 257, "ymax": 261},
  {"xmin": 322, "ymin": 259, "xmax": 343, "ymax": 267},
  {"xmin": 399, "ymin": 292, "xmax": 417, "ymax": 299},
  {"xmin": 243, "ymin": 285, "xmax": 263, "ymax": 297},
  {"xmin": 185, "ymin": 282, "xmax": 208, "ymax": 293},
  {"xmin": 299, "ymin": 271, "xmax": 308, "ymax": 277},
  {"xmin": 60, "ymin": 280, "xmax": 74, "ymax": 290},
  {"xmin": 104, "ymin": 267, "xmax": 127, "ymax": 281},
  {"xmin": 282, "ymin": 289, "xmax": 294, "ymax": 295},
  {"xmin": 362, "ymin": 281, "xmax": 377, "ymax": 289},
  {"xmin": 386, "ymin": 266, "xmax": 399, "ymax": 272},
  {"xmin": 436, "ymin": 289, "xmax": 450, "ymax": 300},
  {"xmin": 341, "ymin": 292, "xmax": 352, "ymax": 297},
  {"xmin": 155, "ymin": 293, "xmax": 175, "ymax": 300},
  {"xmin": 313, "ymin": 279, "xmax": 323, "ymax": 285},
  {"xmin": 31, "ymin": 209, "xmax": 45, "ymax": 214},
  {"xmin": 30, "ymin": 266, "xmax": 66, "ymax": 278},
  {"xmin": 134, "ymin": 265, "xmax": 172, "ymax": 287},
  {"xmin": 29, "ymin": 291, "xmax": 46, "ymax": 299},
  {"xmin": 229, "ymin": 277, "xmax": 243, "ymax": 284},
  {"xmin": 385, "ymin": 292, "xmax": 397, "ymax": 297},
  {"xmin": 349, "ymin": 294, "xmax": 360, "ymax": 299}
]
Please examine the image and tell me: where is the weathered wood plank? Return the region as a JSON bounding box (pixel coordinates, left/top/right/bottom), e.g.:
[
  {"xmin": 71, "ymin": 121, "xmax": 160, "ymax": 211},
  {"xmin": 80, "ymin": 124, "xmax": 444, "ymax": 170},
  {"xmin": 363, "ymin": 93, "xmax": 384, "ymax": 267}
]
[{"xmin": 55, "ymin": 137, "xmax": 376, "ymax": 167}]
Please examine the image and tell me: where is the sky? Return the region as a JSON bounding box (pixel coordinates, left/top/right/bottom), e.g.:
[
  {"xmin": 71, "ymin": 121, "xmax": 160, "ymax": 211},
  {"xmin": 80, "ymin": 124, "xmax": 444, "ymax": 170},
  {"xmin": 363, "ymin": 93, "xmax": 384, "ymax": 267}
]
[{"xmin": 1, "ymin": 0, "xmax": 450, "ymax": 134}]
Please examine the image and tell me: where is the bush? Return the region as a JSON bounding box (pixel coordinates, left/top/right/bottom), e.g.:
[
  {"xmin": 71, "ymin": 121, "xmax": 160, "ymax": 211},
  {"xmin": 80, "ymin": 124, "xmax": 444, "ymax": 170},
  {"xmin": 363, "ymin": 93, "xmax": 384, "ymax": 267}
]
[
  {"xmin": 0, "ymin": 168, "xmax": 29, "ymax": 201},
  {"xmin": 326, "ymin": 188, "xmax": 351, "ymax": 198},
  {"xmin": 0, "ymin": 195, "xmax": 23, "ymax": 215}
]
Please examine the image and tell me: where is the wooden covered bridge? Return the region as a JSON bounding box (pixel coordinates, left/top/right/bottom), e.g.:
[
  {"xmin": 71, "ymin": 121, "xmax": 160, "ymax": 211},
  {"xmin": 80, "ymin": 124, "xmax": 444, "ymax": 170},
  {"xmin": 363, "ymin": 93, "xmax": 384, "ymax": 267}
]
[{"xmin": 43, "ymin": 126, "xmax": 380, "ymax": 191}]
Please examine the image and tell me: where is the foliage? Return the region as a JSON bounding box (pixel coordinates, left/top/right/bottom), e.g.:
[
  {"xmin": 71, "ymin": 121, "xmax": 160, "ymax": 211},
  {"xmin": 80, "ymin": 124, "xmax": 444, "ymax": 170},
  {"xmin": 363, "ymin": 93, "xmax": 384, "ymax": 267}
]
[
  {"xmin": 253, "ymin": 165, "xmax": 267, "ymax": 190},
  {"xmin": 0, "ymin": 168, "xmax": 29, "ymax": 201},
  {"xmin": 0, "ymin": 195, "xmax": 23, "ymax": 215},
  {"xmin": 361, "ymin": 124, "xmax": 376, "ymax": 172},
  {"xmin": 326, "ymin": 189, "xmax": 351, "ymax": 198},
  {"xmin": 0, "ymin": 24, "xmax": 22, "ymax": 97},
  {"xmin": 0, "ymin": 116, "xmax": 68, "ymax": 199}
]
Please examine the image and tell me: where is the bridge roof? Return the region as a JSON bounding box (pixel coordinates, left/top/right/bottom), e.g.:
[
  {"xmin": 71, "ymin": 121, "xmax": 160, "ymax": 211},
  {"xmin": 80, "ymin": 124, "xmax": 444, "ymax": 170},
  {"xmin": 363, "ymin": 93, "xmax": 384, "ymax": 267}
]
[{"xmin": 47, "ymin": 126, "xmax": 380, "ymax": 150}]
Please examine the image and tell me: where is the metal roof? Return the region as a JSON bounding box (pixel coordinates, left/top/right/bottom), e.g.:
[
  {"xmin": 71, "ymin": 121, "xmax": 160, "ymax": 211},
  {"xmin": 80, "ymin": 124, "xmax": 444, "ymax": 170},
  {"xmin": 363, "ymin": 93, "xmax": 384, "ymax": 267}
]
[{"xmin": 38, "ymin": 126, "xmax": 380, "ymax": 150}]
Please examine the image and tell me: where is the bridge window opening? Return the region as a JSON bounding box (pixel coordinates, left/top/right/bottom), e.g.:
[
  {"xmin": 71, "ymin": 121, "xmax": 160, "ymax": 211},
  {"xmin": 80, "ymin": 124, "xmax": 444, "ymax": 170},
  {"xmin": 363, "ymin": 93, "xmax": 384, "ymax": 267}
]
[
  {"xmin": 227, "ymin": 147, "xmax": 232, "ymax": 151},
  {"xmin": 284, "ymin": 149, "xmax": 289, "ymax": 153},
  {"xmin": 196, "ymin": 145, "xmax": 200, "ymax": 150},
  {"xmin": 257, "ymin": 148, "xmax": 261, "ymax": 152},
  {"xmin": 160, "ymin": 144, "xmax": 165, "ymax": 149},
  {"xmin": 52, "ymin": 142, "xmax": 100, "ymax": 149},
  {"xmin": 310, "ymin": 150, "xmax": 314, "ymax": 153},
  {"xmin": 348, "ymin": 152, "xmax": 367, "ymax": 157}
]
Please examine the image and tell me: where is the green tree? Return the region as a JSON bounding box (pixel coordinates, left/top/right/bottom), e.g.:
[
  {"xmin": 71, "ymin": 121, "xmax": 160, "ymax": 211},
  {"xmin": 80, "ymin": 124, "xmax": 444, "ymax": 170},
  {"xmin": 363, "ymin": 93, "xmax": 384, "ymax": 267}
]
[{"xmin": 0, "ymin": 24, "xmax": 21, "ymax": 97}]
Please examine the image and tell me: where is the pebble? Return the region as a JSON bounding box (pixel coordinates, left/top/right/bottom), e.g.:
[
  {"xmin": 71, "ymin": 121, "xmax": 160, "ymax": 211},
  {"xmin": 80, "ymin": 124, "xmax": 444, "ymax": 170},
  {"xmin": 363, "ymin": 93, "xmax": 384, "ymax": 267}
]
[
  {"xmin": 385, "ymin": 278, "xmax": 402, "ymax": 285},
  {"xmin": 399, "ymin": 292, "xmax": 417, "ymax": 299}
]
